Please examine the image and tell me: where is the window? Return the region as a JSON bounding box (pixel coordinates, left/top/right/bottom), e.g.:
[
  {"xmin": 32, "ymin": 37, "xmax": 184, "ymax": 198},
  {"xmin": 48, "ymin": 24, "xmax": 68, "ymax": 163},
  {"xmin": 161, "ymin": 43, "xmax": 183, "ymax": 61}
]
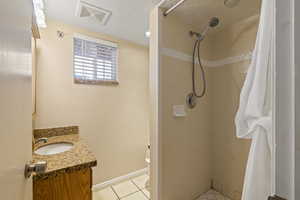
[{"xmin": 73, "ymin": 34, "xmax": 118, "ymax": 85}]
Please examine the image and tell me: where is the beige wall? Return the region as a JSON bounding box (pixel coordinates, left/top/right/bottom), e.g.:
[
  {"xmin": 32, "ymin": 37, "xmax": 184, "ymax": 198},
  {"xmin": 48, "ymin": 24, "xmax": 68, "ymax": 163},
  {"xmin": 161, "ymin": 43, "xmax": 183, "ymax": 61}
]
[
  {"xmin": 160, "ymin": 16, "xmax": 213, "ymax": 200},
  {"xmin": 34, "ymin": 20, "xmax": 150, "ymax": 184},
  {"xmin": 208, "ymin": 16, "xmax": 259, "ymax": 200}
]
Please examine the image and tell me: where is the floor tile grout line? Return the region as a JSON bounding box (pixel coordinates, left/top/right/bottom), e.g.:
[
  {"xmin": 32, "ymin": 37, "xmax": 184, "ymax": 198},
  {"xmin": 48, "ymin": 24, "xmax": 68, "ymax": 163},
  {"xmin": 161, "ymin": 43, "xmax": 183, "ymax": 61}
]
[
  {"xmin": 131, "ymin": 179, "xmax": 149, "ymax": 199},
  {"xmin": 112, "ymin": 180, "xmax": 140, "ymax": 199},
  {"xmin": 94, "ymin": 175, "xmax": 149, "ymax": 200},
  {"xmin": 140, "ymin": 188, "xmax": 150, "ymax": 199},
  {"xmin": 118, "ymin": 190, "xmax": 140, "ymax": 199},
  {"xmin": 110, "ymin": 186, "xmax": 121, "ymax": 200},
  {"xmin": 130, "ymin": 179, "xmax": 144, "ymax": 191}
]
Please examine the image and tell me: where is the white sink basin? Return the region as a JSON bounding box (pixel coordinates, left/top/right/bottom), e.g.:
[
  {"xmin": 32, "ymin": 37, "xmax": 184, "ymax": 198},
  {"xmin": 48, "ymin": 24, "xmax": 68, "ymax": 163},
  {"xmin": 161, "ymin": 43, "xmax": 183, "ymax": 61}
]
[{"xmin": 35, "ymin": 142, "xmax": 74, "ymax": 155}]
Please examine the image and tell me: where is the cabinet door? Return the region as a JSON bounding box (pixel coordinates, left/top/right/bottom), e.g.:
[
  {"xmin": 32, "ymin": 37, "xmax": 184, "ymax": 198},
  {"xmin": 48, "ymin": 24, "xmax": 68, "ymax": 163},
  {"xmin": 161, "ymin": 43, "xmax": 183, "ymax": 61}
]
[{"xmin": 33, "ymin": 168, "xmax": 92, "ymax": 200}]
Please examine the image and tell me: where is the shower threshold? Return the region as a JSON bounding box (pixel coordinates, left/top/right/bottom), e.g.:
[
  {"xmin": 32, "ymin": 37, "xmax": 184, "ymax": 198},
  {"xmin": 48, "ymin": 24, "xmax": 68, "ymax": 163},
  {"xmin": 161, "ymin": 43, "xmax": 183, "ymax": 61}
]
[{"xmin": 196, "ymin": 189, "xmax": 231, "ymax": 200}]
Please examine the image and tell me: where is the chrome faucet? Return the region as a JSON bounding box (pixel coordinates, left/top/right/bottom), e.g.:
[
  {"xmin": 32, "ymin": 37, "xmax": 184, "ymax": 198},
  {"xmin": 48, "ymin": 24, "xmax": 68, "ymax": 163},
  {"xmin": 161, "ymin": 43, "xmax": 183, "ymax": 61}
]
[{"xmin": 35, "ymin": 137, "xmax": 48, "ymax": 145}]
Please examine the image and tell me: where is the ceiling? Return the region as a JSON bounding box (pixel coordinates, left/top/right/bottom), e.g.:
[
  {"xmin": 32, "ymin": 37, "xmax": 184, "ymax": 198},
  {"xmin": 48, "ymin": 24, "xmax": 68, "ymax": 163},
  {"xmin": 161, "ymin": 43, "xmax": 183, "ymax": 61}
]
[
  {"xmin": 45, "ymin": 0, "xmax": 261, "ymax": 46},
  {"xmin": 46, "ymin": 0, "xmax": 161, "ymax": 45}
]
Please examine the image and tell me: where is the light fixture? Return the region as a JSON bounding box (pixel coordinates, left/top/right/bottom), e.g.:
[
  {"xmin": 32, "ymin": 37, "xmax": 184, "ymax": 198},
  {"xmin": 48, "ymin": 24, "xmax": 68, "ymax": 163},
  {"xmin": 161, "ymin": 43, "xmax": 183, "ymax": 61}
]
[
  {"xmin": 33, "ymin": 0, "xmax": 47, "ymax": 28},
  {"xmin": 145, "ymin": 31, "xmax": 151, "ymax": 38}
]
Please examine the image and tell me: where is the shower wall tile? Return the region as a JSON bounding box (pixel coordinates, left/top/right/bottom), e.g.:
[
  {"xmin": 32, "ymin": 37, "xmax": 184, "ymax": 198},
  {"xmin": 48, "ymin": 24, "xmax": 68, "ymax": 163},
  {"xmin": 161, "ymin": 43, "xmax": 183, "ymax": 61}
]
[
  {"xmin": 159, "ymin": 9, "xmax": 258, "ymax": 200},
  {"xmin": 208, "ymin": 16, "xmax": 259, "ymax": 200},
  {"xmin": 160, "ymin": 15, "xmax": 213, "ymax": 200}
]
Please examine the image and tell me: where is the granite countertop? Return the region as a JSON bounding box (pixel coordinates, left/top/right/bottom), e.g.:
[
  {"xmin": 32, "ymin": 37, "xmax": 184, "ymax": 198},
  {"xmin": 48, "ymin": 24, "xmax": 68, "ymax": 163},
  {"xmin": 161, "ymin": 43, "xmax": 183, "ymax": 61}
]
[{"xmin": 32, "ymin": 127, "xmax": 97, "ymax": 180}]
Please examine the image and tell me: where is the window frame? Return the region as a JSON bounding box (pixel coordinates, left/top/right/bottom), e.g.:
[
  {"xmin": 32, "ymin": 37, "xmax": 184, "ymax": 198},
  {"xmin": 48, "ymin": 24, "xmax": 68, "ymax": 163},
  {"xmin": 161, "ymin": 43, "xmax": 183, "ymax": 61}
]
[{"xmin": 73, "ymin": 33, "xmax": 119, "ymax": 85}]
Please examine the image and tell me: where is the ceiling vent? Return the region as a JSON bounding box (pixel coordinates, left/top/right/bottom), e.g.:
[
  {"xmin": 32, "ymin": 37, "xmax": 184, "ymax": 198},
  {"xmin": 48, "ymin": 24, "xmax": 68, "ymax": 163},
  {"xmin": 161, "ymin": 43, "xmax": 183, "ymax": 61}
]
[{"xmin": 76, "ymin": 0, "xmax": 112, "ymax": 25}]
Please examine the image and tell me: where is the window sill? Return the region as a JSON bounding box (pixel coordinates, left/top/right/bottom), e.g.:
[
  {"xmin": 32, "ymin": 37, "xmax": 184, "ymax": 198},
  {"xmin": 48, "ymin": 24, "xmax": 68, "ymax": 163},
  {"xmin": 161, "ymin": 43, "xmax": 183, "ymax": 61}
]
[{"xmin": 74, "ymin": 79, "xmax": 119, "ymax": 86}]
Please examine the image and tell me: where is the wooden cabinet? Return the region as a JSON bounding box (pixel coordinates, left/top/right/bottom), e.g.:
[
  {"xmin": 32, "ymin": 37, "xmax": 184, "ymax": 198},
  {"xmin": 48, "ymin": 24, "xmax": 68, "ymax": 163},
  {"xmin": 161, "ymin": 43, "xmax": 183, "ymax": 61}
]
[{"xmin": 33, "ymin": 168, "xmax": 92, "ymax": 200}]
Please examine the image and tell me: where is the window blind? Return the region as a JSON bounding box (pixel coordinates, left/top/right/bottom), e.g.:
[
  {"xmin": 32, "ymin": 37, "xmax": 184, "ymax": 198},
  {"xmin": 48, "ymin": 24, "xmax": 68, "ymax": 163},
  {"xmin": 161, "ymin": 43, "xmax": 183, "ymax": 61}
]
[{"xmin": 73, "ymin": 35, "xmax": 118, "ymax": 85}]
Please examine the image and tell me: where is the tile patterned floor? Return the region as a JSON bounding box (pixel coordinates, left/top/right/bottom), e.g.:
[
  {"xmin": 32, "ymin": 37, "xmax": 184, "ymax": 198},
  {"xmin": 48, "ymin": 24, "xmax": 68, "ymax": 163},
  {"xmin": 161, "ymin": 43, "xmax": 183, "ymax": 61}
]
[
  {"xmin": 93, "ymin": 174, "xmax": 150, "ymax": 200},
  {"xmin": 196, "ymin": 190, "xmax": 231, "ymax": 200},
  {"xmin": 93, "ymin": 175, "xmax": 230, "ymax": 200}
]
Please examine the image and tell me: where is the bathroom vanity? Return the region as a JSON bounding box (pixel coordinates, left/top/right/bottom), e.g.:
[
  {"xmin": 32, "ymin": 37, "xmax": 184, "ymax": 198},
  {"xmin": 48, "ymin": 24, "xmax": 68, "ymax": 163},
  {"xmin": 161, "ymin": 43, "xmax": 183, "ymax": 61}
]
[{"xmin": 32, "ymin": 126, "xmax": 97, "ymax": 200}]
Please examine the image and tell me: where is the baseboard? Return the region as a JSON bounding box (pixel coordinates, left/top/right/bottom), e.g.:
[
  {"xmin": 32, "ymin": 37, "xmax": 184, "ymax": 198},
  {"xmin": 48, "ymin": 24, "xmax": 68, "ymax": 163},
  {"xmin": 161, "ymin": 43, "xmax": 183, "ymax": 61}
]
[{"xmin": 92, "ymin": 168, "xmax": 148, "ymax": 191}]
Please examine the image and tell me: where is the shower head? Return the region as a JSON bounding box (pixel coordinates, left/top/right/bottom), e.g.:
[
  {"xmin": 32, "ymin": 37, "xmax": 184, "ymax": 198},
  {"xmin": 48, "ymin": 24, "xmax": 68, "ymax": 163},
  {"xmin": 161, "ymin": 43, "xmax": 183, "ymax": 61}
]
[
  {"xmin": 209, "ymin": 17, "xmax": 219, "ymax": 27},
  {"xmin": 190, "ymin": 17, "xmax": 220, "ymax": 41},
  {"xmin": 224, "ymin": 0, "xmax": 240, "ymax": 8},
  {"xmin": 203, "ymin": 17, "xmax": 219, "ymax": 35}
]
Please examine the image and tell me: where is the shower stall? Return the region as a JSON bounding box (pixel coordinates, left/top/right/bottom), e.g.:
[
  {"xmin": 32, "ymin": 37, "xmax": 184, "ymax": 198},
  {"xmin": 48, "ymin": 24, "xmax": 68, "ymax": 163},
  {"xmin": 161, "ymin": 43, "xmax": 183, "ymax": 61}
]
[{"xmin": 148, "ymin": 0, "xmax": 271, "ymax": 200}]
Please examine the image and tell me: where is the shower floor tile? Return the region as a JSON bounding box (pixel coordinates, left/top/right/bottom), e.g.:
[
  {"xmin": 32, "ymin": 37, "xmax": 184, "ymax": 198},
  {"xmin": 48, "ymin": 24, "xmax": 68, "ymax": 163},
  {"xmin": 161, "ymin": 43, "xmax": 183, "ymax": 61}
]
[{"xmin": 196, "ymin": 190, "xmax": 231, "ymax": 200}]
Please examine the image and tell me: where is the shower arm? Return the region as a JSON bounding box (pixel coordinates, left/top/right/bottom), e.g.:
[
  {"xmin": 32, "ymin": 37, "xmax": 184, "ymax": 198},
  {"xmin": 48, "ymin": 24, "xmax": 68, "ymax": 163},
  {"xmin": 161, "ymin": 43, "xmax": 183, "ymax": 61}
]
[{"xmin": 163, "ymin": 0, "xmax": 187, "ymax": 16}]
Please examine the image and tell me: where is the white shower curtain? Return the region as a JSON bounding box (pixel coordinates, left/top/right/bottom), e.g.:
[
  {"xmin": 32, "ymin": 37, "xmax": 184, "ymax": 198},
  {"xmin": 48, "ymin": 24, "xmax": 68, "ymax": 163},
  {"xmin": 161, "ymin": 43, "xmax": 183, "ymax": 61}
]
[{"xmin": 235, "ymin": 0, "xmax": 274, "ymax": 199}]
